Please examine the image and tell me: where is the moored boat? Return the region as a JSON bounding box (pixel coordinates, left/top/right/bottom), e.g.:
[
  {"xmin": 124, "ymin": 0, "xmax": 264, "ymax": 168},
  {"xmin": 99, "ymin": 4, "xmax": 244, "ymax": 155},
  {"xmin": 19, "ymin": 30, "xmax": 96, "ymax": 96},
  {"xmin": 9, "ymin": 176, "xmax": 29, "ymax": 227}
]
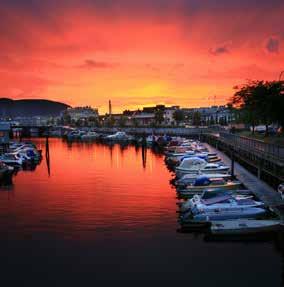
[
  {"xmin": 180, "ymin": 192, "xmax": 265, "ymax": 223},
  {"xmin": 175, "ymin": 173, "xmax": 233, "ymax": 187},
  {"xmin": 175, "ymin": 157, "xmax": 230, "ymax": 178},
  {"xmin": 176, "ymin": 175, "xmax": 242, "ymax": 196},
  {"xmin": 210, "ymin": 219, "xmax": 282, "ymax": 235},
  {"xmin": 81, "ymin": 131, "xmax": 99, "ymax": 140}
]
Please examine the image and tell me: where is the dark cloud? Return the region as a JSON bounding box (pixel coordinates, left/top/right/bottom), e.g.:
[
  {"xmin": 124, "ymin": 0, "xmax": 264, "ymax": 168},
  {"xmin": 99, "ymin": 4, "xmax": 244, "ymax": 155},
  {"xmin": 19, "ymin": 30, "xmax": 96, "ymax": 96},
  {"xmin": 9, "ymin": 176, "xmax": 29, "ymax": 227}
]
[
  {"xmin": 77, "ymin": 60, "xmax": 115, "ymax": 69},
  {"xmin": 266, "ymin": 37, "xmax": 280, "ymax": 53},
  {"xmin": 210, "ymin": 45, "xmax": 230, "ymax": 56},
  {"xmin": 2, "ymin": 0, "xmax": 284, "ymax": 18}
]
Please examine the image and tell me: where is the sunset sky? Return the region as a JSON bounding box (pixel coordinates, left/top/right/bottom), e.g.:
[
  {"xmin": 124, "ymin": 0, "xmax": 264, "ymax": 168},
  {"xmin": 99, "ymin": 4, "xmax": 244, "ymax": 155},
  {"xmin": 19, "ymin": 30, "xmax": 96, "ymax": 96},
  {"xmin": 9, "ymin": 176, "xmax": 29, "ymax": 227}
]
[{"xmin": 1, "ymin": 0, "xmax": 284, "ymax": 113}]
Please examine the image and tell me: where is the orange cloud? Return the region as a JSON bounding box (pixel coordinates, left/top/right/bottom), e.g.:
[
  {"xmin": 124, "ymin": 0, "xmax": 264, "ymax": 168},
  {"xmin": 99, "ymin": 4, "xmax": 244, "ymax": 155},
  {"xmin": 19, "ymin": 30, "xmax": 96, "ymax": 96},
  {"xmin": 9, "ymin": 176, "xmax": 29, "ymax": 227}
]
[{"xmin": 0, "ymin": 1, "xmax": 283, "ymax": 113}]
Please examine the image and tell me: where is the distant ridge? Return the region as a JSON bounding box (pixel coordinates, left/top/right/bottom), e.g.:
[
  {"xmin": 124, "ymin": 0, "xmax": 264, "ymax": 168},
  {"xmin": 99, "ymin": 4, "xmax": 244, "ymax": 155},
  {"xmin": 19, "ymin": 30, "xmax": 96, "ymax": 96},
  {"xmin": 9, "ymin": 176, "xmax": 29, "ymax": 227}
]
[{"xmin": 0, "ymin": 98, "xmax": 70, "ymax": 117}]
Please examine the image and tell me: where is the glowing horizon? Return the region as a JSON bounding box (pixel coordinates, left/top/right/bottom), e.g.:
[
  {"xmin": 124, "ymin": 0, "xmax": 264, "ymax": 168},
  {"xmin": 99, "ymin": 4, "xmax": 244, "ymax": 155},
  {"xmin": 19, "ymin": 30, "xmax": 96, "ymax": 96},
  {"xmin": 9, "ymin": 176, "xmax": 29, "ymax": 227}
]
[{"xmin": 0, "ymin": 1, "xmax": 283, "ymax": 114}]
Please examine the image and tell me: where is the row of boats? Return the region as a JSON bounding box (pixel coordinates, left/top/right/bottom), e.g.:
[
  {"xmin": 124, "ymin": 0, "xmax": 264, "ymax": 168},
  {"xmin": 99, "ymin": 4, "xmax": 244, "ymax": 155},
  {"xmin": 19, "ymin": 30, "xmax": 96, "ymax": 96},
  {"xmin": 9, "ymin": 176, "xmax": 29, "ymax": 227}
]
[
  {"xmin": 0, "ymin": 141, "xmax": 42, "ymax": 184},
  {"xmin": 66, "ymin": 130, "xmax": 135, "ymax": 142},
  {"xmin": 65, "ymin": 129, "xmax": 172, "ymax": 146},
  {"xmin": 163, "ymin": 137, "xmax": 282, "ymax": 235}
]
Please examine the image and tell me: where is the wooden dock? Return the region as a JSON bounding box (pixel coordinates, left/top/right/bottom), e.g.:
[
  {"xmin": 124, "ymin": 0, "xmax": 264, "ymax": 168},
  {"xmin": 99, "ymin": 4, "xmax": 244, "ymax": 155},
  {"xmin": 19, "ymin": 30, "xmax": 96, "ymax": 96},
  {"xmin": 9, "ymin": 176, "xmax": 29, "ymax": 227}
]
[{"xmin": 204, "ymin": 143, "xmax": 284, "ymax": 219}]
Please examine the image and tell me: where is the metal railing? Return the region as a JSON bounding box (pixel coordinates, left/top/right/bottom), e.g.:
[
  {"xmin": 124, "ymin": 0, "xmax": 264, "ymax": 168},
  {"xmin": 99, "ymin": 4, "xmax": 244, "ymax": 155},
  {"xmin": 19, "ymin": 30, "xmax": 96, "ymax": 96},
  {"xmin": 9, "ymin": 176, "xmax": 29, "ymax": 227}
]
[{"xmin": 219, "ymin": 132, "xmax": 284, "ymax": 163}]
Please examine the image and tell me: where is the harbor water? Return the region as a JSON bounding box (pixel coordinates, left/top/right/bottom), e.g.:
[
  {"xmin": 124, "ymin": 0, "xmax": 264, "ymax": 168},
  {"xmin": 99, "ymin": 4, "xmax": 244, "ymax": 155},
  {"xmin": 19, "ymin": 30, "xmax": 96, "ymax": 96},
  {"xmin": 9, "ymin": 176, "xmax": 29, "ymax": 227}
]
[{"xmin": 0, "ymin": 138, "xmax": 283, "ymax": 286}]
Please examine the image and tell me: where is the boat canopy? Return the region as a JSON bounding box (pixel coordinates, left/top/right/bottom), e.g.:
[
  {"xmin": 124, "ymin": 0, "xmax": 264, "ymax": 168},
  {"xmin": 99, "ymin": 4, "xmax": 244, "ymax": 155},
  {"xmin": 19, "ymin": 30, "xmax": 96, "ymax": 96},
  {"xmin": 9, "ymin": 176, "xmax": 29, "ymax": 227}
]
[
  {"xmin": 200, "ymin": 189, "xmax": 230, "ymax": 199},
  {"xmin": 202, "ymin": 194, "xmax": 232, "ymax": 205},
  {"xmin": 194, "ymin": 175, "xmax": 211, "ymax": 186},
  {"xmin": 181, "ymin": 153, "xmax": 208, "ymax": 161}
]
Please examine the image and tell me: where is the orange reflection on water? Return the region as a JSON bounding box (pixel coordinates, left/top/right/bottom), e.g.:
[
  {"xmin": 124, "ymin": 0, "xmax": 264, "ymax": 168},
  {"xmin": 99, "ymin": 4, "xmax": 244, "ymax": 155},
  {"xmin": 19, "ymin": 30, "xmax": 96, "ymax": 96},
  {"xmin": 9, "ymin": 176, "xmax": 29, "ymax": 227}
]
[{"xmin": 0, "ymin": 138, "xmax": 176, "ymax": 238}]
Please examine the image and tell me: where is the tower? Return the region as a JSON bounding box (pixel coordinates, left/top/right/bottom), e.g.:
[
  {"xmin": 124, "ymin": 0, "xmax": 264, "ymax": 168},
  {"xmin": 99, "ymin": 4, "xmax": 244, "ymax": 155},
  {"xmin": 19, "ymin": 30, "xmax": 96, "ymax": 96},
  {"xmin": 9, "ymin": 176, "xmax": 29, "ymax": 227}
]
[{"xmin": 108, "ymin": 100, "xmax": 112, "ymax": 116}]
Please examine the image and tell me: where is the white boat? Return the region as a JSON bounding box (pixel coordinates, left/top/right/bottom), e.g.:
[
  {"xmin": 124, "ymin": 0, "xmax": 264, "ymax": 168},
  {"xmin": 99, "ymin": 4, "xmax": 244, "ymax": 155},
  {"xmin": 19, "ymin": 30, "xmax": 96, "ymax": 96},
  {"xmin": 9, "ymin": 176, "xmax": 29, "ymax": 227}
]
[
  {"xmin": 175, "ymin": 157, "xmax": 229, "ymax": 178},
  {"xmin": 178, "ymin": 152, "xmax": 218, "ymax": 163},
  {"xmin": 166, "ymin": 151, "xmax": 207, "ymax": 164},
  {"xmin": 146, "ymin": 135, "xmax": 156, "ymax": 144},
  {"xmin": 13, "ymin": 147, "xmax": 41, "ymax": 161},
  {"xmin": 211, "ymin": 220, "xmax": 282, "ymax": 235},
  {"xmin": 105, "ymin": 131, "xmax": 132, "ymax": 141},
  {"xmin": 176, "ymin": 173, "xmax": 233, "ymax": 187},
  {"xmin": 81, "ymin": 131, "xmax": 99, "ymax": 140},
  {"xmin": 0, "ymin": 153, "xmax": 25, "ymax": 166},
  {"xmin": 179, "ymin": 189, "xmax": 253, "ymax": 213},
  {"xmin": 180, "ymin": 193, "xmax": 265, "ymax": 222},
  {"xmin": 176, "ymin": 176, "xmax": 242, "ymax": 196},
  {"xmin": 67, "ymin": 130, "xmax": 86, "ymax": 140}
]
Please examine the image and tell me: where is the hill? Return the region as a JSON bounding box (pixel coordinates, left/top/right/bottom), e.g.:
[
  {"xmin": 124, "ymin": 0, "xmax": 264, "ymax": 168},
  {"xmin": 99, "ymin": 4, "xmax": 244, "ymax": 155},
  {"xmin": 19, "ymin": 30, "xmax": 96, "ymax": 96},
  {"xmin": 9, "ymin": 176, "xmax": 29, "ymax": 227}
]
[{"xmin": 0, "ymin": 98, "xmax": 70, "ymax": 117}]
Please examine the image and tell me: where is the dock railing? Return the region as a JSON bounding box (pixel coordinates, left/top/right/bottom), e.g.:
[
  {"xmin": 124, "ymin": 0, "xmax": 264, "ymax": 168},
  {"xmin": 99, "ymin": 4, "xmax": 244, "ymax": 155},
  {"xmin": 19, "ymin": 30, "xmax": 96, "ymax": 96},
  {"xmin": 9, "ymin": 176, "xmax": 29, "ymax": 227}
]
[{"xmin": 219, "ymin": 132, "xmax": 284, "ymax": 163}]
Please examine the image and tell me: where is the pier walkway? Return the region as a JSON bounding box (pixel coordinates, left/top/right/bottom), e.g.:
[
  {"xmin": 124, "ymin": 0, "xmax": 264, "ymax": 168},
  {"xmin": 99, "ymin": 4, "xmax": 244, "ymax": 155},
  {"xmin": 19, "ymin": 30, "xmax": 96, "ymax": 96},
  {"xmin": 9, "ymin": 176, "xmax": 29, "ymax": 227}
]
[{"xmin": 204, "ymin": 143, "xmax": 284, "ymax": 218}]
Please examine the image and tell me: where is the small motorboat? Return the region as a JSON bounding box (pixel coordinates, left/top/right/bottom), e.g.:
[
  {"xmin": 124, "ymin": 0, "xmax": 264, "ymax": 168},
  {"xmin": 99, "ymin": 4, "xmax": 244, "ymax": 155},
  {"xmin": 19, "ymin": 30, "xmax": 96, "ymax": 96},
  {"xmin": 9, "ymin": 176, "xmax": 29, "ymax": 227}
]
[
  {"xmin": 178, "ymin": 152, "xmax": 220, "ymax": 164},
  {"xmin": 0, "ymin": 153, "xmax": 25, "ymax": 166},
  {"xmin": 278, "ymin": 183, "xmax": 284, "ymax": 199},
  {"xmin": 67, "ymin": 130, "xmax": 86, "ymax": 140},
  {"xmin": 105, "ymin": 131, "xmax": 133, "ymax": 141},
  {"xmin": 180, "ymin": 193, "xmax": 265, "ymax": 223},
  {"xmin": 166, "ymin": 151, "xmax": 207, "ymax": 165},
  {"xmin": 178, "ymin": 189, "xmax": 253, "ymax": 213},
  {"xmin": 176, "ymin": 175, "xmax": 241, "ymax": 196},
  {"xmin": 81, "ymin": 131, "xmax": 99, "ymax": 140},
  {"xmin": 175, "ymin": 173, "xmax": 233, "ymax": 187},
  {"xmin": 146, "ymin": 135, "xmax": 157, "ymax": 145},
  {"xmin": 210, "ymin": 220, "xmax": 282, "ymax": 235},
  {"xmin": 175, "ymin": 157, "xmax": 230, "ymax": 178}
]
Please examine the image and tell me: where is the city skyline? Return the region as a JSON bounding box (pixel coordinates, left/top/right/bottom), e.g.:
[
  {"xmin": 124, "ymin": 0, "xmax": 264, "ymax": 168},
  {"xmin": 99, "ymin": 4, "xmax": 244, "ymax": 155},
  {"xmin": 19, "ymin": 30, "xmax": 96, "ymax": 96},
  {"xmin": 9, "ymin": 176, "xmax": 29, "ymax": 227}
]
[{"xmin": 1, "ymin": 0, "xmax": 283, "ymax": 113}]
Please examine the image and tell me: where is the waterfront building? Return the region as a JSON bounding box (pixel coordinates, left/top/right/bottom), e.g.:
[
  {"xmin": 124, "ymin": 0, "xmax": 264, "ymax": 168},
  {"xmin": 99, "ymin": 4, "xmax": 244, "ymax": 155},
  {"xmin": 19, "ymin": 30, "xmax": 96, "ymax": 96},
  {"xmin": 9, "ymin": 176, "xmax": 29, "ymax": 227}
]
[
  {"xmin": 131, "ymin": 113, "xmax": 155, "ymax": 126},
  {"xmin": 122, "ymin": 105, "xmax": 180, "ymax": 126},
  {"xmin": 63, "ymin": 106, "xmax": 99, "ymax": 122},
  {"xmin": 182, "ymin": 105, "xmax": 234, "ymax": 126},
  {"xmin": 0, "ymin": 122, "xmax": 10, "ymax": 145},
  {"xmin": 13, "ymin": 116, "xmax": 52, "ymax": 126}
]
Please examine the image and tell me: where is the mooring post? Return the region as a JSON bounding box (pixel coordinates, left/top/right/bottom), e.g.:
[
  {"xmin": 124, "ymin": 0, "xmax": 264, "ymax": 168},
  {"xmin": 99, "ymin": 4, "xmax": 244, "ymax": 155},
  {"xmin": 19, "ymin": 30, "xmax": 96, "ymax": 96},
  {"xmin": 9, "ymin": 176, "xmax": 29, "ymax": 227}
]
[
  {"xmin": 45, "ymin": 136, "xmax": 49, "ymax": 157},
  {"xmin": 231, "ymin": 149, "xmax": 235, "ymax": 179},
  {"xmin": 45, "ymin": 134, "xmax": 51, "ymax": 176},
  {"xmin": 257, "ymin": 159, "xmax": 263, "ymax": 179}
]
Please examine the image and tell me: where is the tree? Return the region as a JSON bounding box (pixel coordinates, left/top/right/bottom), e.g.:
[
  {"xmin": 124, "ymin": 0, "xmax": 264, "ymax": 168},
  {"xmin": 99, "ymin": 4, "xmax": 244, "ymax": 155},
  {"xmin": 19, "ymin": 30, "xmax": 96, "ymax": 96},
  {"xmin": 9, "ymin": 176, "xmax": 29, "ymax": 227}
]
[
  {"xmin": 192, "ymin": 111, "xmax": 201, "ymax": 126},
  {"xmin": 132, "ymin": 118, "xmax": 139, "ymax": 127},
  {"xmin": 154, "ymin": 110, "xmax": 164, "ymax": 126},
  {"xmin": 62, "ymin": 111, "xmax": 71, "ymax": 125},
  {"xmin": 105, "ymin": 116, "xmax": 115, "ymax": 127},
  {"xmin": 228, "ymin": 80, "xmax": 284, "ymax": 136},
  {"xmin": 173, "ymin": 110, "xmax": 185, "ymax": 125},
  {"xmin": 209, "ymin": 115, "xmax": 215, "ymax": 126},
  {"xmin": 266, "ymin": 81, "xmax": 284, "ymax": 131},
  {"xmin": 88, "ymin": 116, "xmax": 99, "ymax": 127},
  {"xmin": 118, "ymin": 116, "xmax": 127, "ymax": 127}
]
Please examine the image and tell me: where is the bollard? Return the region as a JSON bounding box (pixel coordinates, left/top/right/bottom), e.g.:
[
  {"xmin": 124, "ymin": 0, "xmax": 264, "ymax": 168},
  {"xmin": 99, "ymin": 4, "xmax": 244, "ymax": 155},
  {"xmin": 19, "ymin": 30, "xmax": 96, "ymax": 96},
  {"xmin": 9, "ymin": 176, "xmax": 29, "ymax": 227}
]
[{"xmin": 231, "ymin": 150, "xmax": 235, "ymax": 179}]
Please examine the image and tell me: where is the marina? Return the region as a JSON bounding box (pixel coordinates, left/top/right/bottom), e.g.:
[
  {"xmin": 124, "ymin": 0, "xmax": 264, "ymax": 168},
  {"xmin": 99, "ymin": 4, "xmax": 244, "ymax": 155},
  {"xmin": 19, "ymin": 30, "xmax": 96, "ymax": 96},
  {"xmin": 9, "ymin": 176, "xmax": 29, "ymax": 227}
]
[
  {"xmin": 1, "ymin": 1, "xmax": 283, "ymax": 285},
  {"xmin": 0, "ymin": 134, "xmax": 284, "ymax": 285}
]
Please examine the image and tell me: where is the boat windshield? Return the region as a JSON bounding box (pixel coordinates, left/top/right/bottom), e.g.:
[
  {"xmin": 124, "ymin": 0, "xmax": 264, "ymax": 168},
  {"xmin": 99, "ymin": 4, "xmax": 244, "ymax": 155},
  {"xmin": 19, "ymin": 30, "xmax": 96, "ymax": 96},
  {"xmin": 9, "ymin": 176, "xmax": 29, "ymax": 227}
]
[
  {"xmin": 201, "ymin": 190, "xmax": 228, "ymax": 199},
  {"xmin": 179, "ymin": 157, "xmax": 206, "ymax": 169}
]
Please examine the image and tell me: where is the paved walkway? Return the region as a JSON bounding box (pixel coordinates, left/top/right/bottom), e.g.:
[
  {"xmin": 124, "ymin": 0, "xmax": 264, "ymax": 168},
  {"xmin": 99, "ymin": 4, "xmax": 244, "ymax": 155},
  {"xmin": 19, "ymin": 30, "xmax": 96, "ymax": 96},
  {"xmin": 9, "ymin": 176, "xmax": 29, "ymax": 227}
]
[{"xmin": 204, "ymin": 143, "xmax": 284, "ymax": 218}]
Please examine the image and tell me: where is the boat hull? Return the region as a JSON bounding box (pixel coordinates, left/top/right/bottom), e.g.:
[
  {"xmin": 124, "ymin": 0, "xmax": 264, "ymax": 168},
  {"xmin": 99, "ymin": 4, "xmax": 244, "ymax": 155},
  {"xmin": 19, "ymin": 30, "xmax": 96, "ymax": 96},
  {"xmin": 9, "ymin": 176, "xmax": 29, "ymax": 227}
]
[
  {"xmin": 175, "ymin": 167, "xmax": 229, "ymax": 178},
  {"xmin": 181, "ymin": 207, "xmax": 266, "ymax": 223},
  {"xmin": 211, "ymin": 220, "xmax": 282, "ymax": 235},
  {"xmin": 177, "ymin": 182, "xmax": 242, "ymax": 196}
]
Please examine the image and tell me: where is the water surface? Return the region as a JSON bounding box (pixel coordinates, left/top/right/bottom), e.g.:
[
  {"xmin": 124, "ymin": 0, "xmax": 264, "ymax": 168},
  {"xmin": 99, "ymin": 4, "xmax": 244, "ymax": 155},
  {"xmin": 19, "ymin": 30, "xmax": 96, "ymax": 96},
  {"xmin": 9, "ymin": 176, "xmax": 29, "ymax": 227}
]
[{"xmin": 0, "ymin": 138, "xmax": 283, "ymax": 286}]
